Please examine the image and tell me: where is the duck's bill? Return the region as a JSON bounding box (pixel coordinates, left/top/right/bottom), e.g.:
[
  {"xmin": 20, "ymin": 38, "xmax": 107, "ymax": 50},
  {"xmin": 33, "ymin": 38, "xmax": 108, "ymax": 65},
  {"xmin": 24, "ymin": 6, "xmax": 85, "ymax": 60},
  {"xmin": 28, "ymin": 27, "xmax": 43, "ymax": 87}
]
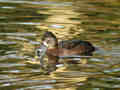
[{"xmin": 36, "ymin": 44, "xmax": 48, "ymax": 66}]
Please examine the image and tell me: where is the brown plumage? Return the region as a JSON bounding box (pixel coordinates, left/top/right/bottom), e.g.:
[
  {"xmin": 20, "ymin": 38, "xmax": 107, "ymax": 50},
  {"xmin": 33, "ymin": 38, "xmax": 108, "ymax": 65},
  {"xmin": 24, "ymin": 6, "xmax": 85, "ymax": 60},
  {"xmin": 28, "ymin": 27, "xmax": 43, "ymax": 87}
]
[{"xmin": 36, "ymin": 31, "xmax": 95, "ymax": 72}]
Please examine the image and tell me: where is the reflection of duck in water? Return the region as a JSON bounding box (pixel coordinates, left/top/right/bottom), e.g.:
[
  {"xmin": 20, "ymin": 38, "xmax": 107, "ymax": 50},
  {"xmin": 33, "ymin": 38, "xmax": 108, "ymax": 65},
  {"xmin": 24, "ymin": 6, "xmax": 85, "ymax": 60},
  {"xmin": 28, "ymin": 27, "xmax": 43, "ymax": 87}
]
[{"xmin": 36, "ymin": 31, "xmax": 95, "ymax": 72}]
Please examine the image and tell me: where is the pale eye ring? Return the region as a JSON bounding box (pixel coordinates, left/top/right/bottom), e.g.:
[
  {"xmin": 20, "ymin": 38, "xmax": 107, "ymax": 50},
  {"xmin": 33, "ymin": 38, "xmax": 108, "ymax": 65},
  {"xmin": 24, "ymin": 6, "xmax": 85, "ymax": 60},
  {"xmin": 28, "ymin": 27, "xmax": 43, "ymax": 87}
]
[{"xmin": 47, "ymin": 39, "xmax": 50, "ymax": 43}]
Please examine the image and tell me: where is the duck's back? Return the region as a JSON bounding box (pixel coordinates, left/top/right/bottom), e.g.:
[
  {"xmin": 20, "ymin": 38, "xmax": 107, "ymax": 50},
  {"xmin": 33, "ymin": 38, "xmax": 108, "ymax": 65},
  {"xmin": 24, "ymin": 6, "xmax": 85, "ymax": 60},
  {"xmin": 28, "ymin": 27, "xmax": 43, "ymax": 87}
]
[{"xmin": 58, "ymin": 39, "xmax": 95, "ymax": 56}]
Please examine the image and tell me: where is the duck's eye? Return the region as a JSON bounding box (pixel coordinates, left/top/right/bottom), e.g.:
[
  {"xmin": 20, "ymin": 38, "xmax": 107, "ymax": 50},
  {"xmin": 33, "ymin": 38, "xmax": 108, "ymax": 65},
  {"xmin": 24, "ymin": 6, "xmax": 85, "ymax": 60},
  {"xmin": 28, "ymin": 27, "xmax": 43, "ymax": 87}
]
[{"xmin": 47, "ymin": 39, "xmax": 50, "ymax": 43}]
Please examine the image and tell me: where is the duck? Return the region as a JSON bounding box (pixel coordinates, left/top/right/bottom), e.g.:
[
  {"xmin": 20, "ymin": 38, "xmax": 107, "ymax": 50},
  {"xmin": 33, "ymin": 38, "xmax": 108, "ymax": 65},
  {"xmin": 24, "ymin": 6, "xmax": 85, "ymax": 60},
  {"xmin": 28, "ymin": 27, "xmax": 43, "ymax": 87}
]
[{"xmin": 36, "ymin": 31, "xmax": 95, "ymax": 71}]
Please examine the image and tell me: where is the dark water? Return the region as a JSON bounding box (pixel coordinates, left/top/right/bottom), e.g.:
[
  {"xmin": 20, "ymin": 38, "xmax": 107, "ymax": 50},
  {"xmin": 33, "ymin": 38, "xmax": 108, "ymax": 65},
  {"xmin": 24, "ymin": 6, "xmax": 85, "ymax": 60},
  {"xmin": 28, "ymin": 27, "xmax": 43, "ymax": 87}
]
[{"xmin": 0, "ymin": 0, "xmax": 120, "ymax": 89}]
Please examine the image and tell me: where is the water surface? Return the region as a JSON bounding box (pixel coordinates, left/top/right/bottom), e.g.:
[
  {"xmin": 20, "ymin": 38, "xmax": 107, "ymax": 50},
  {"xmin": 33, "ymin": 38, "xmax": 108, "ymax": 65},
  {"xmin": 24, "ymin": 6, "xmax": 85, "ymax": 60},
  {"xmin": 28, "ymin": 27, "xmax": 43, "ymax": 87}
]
[{"xmin": 0, "ymin": 0, "xmax": 120, "ymax": 89}]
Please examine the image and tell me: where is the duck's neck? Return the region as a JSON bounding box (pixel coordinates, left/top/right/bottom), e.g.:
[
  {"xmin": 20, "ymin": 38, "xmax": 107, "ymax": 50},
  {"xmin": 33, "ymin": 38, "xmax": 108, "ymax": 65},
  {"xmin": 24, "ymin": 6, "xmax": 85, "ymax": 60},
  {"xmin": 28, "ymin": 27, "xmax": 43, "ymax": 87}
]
[{"xmin": 46, "ymin": 42, "xmax": 60, "ymax": 57}]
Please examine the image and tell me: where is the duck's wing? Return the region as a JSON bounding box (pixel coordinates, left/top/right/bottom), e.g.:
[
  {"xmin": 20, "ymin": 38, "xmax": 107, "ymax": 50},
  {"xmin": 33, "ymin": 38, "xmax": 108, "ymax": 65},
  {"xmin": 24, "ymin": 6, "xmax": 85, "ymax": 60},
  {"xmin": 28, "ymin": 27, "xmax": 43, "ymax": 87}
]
[{"xmin": 59, "ymin": 39, "xmax": 95, "ymax": 53}]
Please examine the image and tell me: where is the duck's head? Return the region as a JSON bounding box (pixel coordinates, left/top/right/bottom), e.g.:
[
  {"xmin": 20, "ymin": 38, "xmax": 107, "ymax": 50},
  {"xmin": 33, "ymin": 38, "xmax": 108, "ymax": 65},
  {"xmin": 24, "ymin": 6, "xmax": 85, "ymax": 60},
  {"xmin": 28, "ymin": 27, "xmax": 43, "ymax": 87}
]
[
  {"xmin": 41, "ymin": 31, "xmax": 58, "ymax": 48},
  {"xmin": 36, "ymin": 31, "xmax": 58, "ymax": 66}
]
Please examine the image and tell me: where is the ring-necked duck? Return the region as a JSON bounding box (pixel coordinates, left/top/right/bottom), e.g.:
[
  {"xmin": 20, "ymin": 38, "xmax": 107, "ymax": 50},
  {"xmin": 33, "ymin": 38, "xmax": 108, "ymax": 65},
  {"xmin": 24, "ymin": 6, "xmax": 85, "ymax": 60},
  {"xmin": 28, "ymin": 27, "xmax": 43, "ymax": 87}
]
[{"xmin": 36, "ymin": 31, "xmax": 95, "ymax": 71}]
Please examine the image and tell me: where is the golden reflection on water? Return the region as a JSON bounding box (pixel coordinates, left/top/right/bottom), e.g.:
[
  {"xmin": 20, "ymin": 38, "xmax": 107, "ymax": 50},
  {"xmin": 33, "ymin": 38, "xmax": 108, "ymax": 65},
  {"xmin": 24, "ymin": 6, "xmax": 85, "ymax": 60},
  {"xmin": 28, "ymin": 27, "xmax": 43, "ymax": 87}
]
[
  {"xmin": 35, "ymin": 2, "xmax": 84, "ymax": 40},
  {"xmin": 0, "ymin": 0, "xmax": 120, "ymax": 89}
]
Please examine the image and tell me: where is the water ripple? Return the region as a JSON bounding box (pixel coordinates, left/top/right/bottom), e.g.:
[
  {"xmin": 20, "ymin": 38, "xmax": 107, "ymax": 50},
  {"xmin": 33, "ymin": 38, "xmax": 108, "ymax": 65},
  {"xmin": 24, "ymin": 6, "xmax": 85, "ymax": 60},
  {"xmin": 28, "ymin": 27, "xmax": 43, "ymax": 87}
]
[
  {"xmin": 0, "ymin": 33, "xmax": 36, "ymax": 36},
  {"xmin": 0, "ymin": 0, "xmax": 72, "ymax": 6}
]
